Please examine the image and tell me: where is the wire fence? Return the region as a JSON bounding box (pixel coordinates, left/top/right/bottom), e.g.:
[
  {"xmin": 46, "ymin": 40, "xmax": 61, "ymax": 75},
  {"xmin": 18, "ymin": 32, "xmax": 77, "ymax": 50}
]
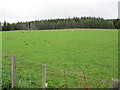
[{"xmin": 1, "ymin": 53, "xmax": 117, "ymax": 88}]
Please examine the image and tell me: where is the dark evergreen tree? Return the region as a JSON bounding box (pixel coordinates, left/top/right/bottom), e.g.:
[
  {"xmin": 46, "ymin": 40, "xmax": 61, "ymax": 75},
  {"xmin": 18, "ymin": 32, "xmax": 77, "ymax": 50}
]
[{"xmin": 0, "ymin": 22, "xmax": 2, "ymax": 31}]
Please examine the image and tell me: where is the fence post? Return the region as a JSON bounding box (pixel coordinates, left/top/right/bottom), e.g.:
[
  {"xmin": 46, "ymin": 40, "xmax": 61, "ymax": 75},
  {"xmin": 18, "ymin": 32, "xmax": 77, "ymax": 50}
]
[
  {"xmin": 11, "ymin": 56, "xmax": 16, "ymax": 88},
  {"xmin": 112, "ymin": 78, "xmax": 120, "ymax": 88},
  {"xmin": 42, "ymin": 64, "xmax": 46, "ymax": 88}
]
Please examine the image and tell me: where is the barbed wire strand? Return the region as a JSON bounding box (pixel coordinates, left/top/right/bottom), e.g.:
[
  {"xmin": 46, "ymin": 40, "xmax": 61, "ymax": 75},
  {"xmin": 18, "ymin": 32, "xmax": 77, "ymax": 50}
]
[
  {"xmin": 46, "ymin": 65, "xmax": 110, "ymax": 83},
  {"xmin": 0, "ymin": 53, "xmax": 13, "ymax": 56}
]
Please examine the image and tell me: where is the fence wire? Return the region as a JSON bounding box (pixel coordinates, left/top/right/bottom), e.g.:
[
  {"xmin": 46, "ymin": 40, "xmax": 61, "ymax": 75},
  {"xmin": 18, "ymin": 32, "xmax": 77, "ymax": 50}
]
[{"xmin": 1, "ymin": 52, "xmax": 113, "ymax": 88}]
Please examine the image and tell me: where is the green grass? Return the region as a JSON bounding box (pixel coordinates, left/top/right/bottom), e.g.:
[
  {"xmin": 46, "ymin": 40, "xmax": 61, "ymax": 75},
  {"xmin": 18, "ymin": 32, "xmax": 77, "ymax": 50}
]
[{"xmin": 2, "ymin": 29, "xmax": 118, "ymax": 88}]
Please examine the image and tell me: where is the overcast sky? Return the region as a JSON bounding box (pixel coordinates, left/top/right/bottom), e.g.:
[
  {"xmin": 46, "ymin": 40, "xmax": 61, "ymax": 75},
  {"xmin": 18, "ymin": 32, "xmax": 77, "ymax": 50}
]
[{"xmin": 0, "ymin": 0, "xmax": 119, "ymax": 23}]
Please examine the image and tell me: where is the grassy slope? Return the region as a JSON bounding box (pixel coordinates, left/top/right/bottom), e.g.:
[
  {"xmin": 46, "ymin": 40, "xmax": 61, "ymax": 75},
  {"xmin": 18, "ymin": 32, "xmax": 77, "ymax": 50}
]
[{"xmin": 2, "ymin": 29, "xmax": 118, "ymax": 88}]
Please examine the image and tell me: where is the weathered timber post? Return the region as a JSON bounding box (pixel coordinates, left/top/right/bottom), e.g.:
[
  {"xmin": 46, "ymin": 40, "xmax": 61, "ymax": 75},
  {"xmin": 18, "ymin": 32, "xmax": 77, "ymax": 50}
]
[
  {"xmin": 42, "ymin": 64, "xmax": 46, "ymax": 89},
  {"xmin": 11, "ymin": 56, "xmax": 16, "ymax": 88},
  {"xmin": 112, "ymin": 78, "xmax": 120, "ymax": 88}
]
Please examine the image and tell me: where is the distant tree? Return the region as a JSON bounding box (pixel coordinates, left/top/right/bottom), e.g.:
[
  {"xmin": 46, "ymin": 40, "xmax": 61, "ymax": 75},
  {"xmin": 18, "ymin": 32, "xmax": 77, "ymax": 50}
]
[
  {"xmin": 113, "ymin": 19, "xmax": 120, "ymax": 29},
  {"xmin": 0, "ymin": 22, "xmax": 2, "ymax": 31},
  {"xmin": 2, "ymin": 21, "xmax": 8, "ymax": 31}
]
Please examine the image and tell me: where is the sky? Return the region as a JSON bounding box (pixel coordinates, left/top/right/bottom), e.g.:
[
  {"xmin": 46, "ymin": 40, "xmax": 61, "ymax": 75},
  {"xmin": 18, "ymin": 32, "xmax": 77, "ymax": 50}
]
[{"xmin": 0, "ymin": 0, "xmax": 119, "ymax": 23}]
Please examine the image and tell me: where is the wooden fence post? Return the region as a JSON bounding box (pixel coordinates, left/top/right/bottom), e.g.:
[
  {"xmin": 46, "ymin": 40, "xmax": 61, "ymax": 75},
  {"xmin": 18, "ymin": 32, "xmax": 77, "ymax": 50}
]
[
  {"xmin": 11, "ymin": 56, "xmax": 16, "ymax": 88},
  {"xmin": 112, "ymin": 78, "xmax": 120, "ymax": 88},
  {"xmin": 42, "ymin": 64, "xmax": 46, "ymax": 88}
]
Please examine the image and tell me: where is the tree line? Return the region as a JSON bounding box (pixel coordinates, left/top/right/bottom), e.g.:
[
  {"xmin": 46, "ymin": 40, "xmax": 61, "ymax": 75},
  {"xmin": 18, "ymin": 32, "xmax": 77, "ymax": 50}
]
[{"xmin": 1, "ymin": 17, "xmax": 120, "ymax": 31}]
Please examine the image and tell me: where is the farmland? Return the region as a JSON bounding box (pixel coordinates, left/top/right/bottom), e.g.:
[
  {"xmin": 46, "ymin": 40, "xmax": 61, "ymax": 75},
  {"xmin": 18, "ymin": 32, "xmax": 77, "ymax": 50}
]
[{"xmin": 2, "ymin": 29, "xmax": 118, "ymax": 88}]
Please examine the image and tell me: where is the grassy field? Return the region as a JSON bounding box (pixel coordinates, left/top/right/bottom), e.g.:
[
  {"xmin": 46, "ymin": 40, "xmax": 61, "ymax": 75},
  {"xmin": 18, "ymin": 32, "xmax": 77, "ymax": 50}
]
[{"xmin": 2, "ymin": 29, "xmax": 118, "ymax": 88}]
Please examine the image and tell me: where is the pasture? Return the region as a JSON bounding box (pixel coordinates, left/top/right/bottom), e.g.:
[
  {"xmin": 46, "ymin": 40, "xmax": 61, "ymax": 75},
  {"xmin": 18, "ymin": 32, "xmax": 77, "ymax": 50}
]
[{"xmin": 2, "ymin": 29, "xmax": 118, "ymax": 88}]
